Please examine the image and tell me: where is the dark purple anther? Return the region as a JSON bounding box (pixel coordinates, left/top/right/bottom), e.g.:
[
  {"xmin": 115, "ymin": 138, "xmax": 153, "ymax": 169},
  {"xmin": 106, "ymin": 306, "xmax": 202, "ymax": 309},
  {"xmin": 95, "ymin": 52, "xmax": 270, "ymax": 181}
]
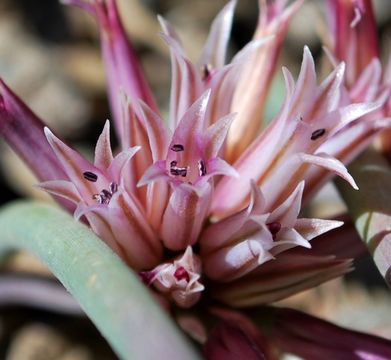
[
  {"xmin": 83, "ymin": 171, "xmax": 98, "ymax": 182},
  {"xmin": 171, "ymin": 144, "xmax": 184, "ymax": 152},
  {"xmin": 101, "ymin": 189, "xmax": 112, "ymax": 198},
  {"xmin": 170, "ymin": 167, "xmax": 187, "ymax": 177},
  {"xmin": 170, "ymin": 160, "xmax": 178, "ymax": 167},
  {"xmin": 311, "ymin": 128, "xmax": 326, "ymax": 140},
  {"xmin": 109, "ymin": 182, "xmax": 118, "ymax": 194},
  {"xmin": 198, "ymin": 160, "xmax": 207, "ymax": 176}
]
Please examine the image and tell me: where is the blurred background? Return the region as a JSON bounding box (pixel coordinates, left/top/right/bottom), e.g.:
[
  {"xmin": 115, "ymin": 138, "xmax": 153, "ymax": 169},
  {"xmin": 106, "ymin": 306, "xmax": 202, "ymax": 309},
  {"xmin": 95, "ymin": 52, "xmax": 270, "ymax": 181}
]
[{"xmin": 0, "ymin": 0, "xmax": 391, "ymax": 358}]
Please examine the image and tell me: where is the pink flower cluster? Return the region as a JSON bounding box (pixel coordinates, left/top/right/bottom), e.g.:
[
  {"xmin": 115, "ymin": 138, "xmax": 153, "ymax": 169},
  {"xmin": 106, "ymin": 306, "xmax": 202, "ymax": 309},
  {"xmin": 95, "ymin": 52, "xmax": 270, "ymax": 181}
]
[{"xmin": 1, "ymin": 0, "xmax": 391, "ymax": 357}]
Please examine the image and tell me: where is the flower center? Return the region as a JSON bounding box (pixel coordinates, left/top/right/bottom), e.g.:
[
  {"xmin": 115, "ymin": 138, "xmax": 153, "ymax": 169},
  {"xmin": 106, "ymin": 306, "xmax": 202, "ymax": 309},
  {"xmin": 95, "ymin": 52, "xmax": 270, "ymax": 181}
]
[
  {"xmin": 92, "ymin": 182, "xmax": 118, "ymax": 204},
  {"xmin": 168, "ymin": 143, "xmax": 207, "ymax": 183}
]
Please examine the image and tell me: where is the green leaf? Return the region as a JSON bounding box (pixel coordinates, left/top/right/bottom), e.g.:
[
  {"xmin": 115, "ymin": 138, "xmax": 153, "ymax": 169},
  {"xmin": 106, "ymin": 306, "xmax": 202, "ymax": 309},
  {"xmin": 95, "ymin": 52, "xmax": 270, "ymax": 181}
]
[
  {"xmin": 336, "ymin": 148, "xmax": 391, "ymax": 288},
  {"xmin": 0, "ymin": 201, "xmax": 202, "ymax": 360}
]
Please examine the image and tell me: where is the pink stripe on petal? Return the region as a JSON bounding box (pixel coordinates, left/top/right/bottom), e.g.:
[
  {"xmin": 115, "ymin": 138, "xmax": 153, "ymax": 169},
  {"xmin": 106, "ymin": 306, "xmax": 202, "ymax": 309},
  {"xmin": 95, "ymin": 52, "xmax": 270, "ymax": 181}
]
[
  {"xmin": 146, "ymin": 180, "xmax": 170, "ymax": 232},
  {"xmin": 161, "ymin": 182, "xmax": 212, "ymax": 251},
  {"xmin": 44, "ymin": 127, "xmax": 109, "ymax": 199},
  {"xmin": 268, "ymin": 181, "xmax": 304, "ymax": 227},
  {"xmin": 138, "ymin": 160, "xmax": 168, "ymax": 187},
  {"xmin": 226, "ymin": 0, "xmax": 302, "ymax": 161},
  {"xmin": 0, "ymin": 79, "xmax": 68, "ymax": 183},
  {"xmin": 169, "ymin": 89, "xmax": 211, "ymax": 156},
  {"xmin": 198, "ymin": 0, "xmax": 237, "ymax": 69},
  {"xmin": 204, "ymin": 113, "xmax": 235, "ymax": 158},
  {"xmin": 159, "ymin": 30, "xmax": 203, "ymax": 128},
  {"xmin": 108, "ymin": 146, "xmax": 140, "ymax": 183},
  {"xmin": 38, "ymin": 180, "xmax": 81, "ymax": 204},
  {"xmin": 289, "ymin": 46, "xmax": 317, "ymax": 117},
  {"xmin": 271, "ymin": 228, "xmax": 311, "ymax": 256},
  {"xmin": 336, "ymin": 94, "xmax": 388, "ymax": 133},
  {"xmin": 66, "ymin": 0, "xmax": 158, "ymax": 137},
  {"xmin": 94, "ymin": 120, "xmax": 114, "ymax": 169},
  {"xmin": 204, "ymin": 239, "xmax": 274, "ymax": 282},
  {"xmin": 350, "ymin": 58, "xmax": 382, "ymax": 102},
  {"xmin": 203, "ymin": 157, "xmax": 238, "ymax": 180},
  {"xmin": 108, "ymin": 191, "xmax": 162, "ymax": 269},
  {"xmin": 213, "ymin": 256, "xmax": 352, "ymax": 306},
  {"xmin": 120, "ymin": 97, "xmax": 153, "ymax": 198},
  {"xmin": 295, "ymin": 218, "xmax": 344, "ymax": 241},
  {"xmin": 80, "ymin": 205, "xmax": 125, "ymax": 258},
  {"xmin": 309, "ymin": 62, "xmax": 345, "ymax": 121},
  {"xmin": 138, "ymin": 101, "xmax": 171, "ymax": 161},
  {"xmin": 211, "ymin": 72, "xmax": 294, "ymax": 217},
  {"xmin": 299, "ymin": 152, "xmax": 358, "ymax": 190},
  {"xmin": 201, "ymin": 182, "xmax": 266, "ymax": 252},
  {"xmin": 204, "ymin": 64, "xmax": 237, "ymax": 127}
]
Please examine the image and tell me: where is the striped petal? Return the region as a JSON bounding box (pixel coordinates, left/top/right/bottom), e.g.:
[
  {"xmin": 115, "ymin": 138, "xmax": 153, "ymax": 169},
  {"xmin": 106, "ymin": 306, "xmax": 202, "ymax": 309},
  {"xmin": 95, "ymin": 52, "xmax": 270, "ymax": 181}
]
[
  {"xmin": 64, "ymin": 0, "xmax": 158, "ymax": 137},
  {"xmin": 198, "ymin": 0, "xmax": 237, "ymax": 70},
  {"xmin": 160, "ymin": 182, "xmax": 212, "ymax": 251},
  {"xmin": 0, "ymin": 79, "xmax": 68, "ymax": 184}
]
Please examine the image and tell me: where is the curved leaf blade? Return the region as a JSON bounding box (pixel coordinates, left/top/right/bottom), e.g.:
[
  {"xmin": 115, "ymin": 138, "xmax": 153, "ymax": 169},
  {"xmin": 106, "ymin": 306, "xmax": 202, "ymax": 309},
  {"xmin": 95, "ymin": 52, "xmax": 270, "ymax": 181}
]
[
  {"xmin": 336, "ymin": 148, "xmax": 391, "ymax": 288},
  {"xmin": 0, "ymin": 201, "xmax": 201, "ymax": 360}
]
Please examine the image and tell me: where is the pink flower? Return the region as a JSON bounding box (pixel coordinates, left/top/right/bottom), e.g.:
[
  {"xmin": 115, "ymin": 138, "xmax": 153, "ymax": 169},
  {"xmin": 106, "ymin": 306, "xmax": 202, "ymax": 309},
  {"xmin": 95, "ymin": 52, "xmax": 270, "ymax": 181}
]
[
  {"xmin": 140, "ymin": 247, "xmax": 204, "ymax": 308},
  {"xmin": 1, "ymin": 2, "xmax": 391, "ymax": 354},
  {"xmin": 326, "ymin": 0, "xmax": 391, "ymax": 157}
]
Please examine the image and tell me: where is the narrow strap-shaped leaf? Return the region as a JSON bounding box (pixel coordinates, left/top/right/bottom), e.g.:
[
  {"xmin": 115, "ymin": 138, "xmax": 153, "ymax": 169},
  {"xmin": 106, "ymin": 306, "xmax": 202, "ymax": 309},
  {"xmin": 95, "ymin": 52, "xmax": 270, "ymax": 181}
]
[
  {"xmin": 336, "ymin": 148, "xmax": 391, "ymax": 288},
  {"xmin": 0, "ymin": 201, "xmax": 201, "ymax": 360}
]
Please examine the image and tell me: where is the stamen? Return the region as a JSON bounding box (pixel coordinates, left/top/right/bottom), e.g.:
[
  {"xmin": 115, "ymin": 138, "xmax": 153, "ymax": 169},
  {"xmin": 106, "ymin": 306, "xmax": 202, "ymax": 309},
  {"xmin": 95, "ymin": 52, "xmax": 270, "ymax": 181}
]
[
  {"xmin": 198, "ymin": 160, "xmax": 207, "ymax": 176},
  {"xmin": 201, "ymin": 64, "xmax": 212, "ymax": 81},
  {"xmin": 174, "ymin": 266, "xmax": 190, "ymax": 282},
  {"xmin": 109, "ymin": 182, "xmax": 118, "ymax": 194},
  {"xmin": 100, "ymin": 189, "xmax": 112, "ymax": 203},
  {"xmin": 92, "ymin": 193, "xmax": 103, "ymax": 204},
  {"xmin": 92, "ymin": 182, "xmax": 118, "ymax": 205},
  {"xmin": 170, "ymin": 160, "xmax": 178, "ymax": 167},
  {"xmin": 83, "ymin": 171, "xmax": 98, "ymax": 182},
  {"xmin": 171, "ymin": 144, "xmax": 184, "ymax": 152},
  {"xmin": 170, "ymin": 167, "xmax": 188, "ymax": 177},
  {"xmin": 311, "ymin": 128, "xmax": 326, "ymax": 140},
  {"xmin": 267, "ymin": 222, "xmax": 281, "ymax": 240}
]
